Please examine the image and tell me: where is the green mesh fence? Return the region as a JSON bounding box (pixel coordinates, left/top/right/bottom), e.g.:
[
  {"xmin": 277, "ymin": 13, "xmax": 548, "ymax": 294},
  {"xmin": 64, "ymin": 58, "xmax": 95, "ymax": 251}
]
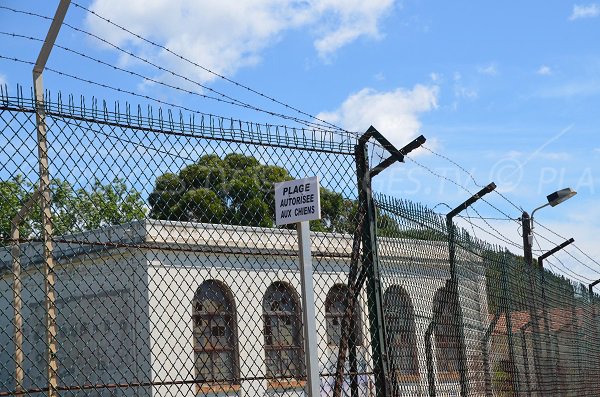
[
  {"xmin": 373, "ymin": 194, "xmax": 600, "ymax": 397},
  {"xmin": 0, "ymin": 87, "xmax": 598, "ymax": 397}
]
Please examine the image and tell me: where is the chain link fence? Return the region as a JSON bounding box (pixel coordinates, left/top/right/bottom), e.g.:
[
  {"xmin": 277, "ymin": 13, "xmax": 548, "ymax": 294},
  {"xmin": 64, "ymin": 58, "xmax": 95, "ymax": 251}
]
[
  {"xmin": 0, "ymin": 87, "xmax": 598, "ymax": 397},
  {"xmin": 374, "ymin": 194, "xmax": 600, "ymax": 397}
]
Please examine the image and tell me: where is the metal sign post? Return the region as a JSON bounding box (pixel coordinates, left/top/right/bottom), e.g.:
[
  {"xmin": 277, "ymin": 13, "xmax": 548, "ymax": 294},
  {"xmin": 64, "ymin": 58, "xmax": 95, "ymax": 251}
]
[{"xmin": 275, "ymin": 176, "xmax": 321, "ymax": 397}]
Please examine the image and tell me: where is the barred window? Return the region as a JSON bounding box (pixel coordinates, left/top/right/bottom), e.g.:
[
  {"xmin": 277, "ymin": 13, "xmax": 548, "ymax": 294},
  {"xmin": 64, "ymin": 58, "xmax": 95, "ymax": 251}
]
[
  {"xmin": 433, "ymin": 286, "xmax": 460, "ymax": 377},
  {"xmin": 325, "ymin": 284, "xmax": 362, "ymax": 347},
  {"xmin": 384, "ymin": 285, "xmax": 419, "ymax": 378},
  {"xmin": 193, "ymin": 280, "xmax": 238, "ymax": 385},
  {"xmin": 263, "ymin": 282, "xmax": 304, "ymax": 379}
]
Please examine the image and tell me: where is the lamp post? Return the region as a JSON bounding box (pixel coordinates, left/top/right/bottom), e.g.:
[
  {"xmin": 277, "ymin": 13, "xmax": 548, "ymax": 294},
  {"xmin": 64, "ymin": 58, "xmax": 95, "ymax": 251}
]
[
  {"xmin": 589, "ymin": 280, "xmax": 600, "ymax": 393},
  {"xmin": 521, "ymin": 187, "xmax": 577, "ymax": 395}
]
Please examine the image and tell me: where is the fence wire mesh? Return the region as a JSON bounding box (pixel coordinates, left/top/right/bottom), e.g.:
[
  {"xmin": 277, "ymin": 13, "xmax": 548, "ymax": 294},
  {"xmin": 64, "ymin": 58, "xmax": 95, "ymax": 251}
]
[
  {"xmin": 0, "ymin": 88, "xmax": 598, "ymax": 397},
  {"xmin": 374, "ymin": 194, "xmax": 600, "ymax": 397}
]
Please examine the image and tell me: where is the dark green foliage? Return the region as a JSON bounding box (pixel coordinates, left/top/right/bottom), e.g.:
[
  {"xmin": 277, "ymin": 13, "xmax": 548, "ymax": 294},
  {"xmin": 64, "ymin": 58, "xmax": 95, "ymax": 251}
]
[
  {"xmin": 149, "ymin": 153, "xmax": 384, "ymax": 234},
  {"xmin": 150, "ymin": 153, "xmax": 291, "ymax": 227},
  {"xmin": 310, "ymin": 188, "xmax": 358, "ymax": 234},
  {"xmin": 172, "ymin": 188, "xmax": 225, "ymax": 223},
  {"xmin": 0, "ymin": 176, "xmax": 32, "ymax": 241},
  {"xmin": 0, "ymin": 176, "xmax": 146, "ymax": 242}
]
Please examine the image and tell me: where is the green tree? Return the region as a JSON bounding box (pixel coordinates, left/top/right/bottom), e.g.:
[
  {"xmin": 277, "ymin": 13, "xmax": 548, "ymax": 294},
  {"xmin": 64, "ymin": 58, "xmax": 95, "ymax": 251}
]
[
  {"xmin": 0, "ymin": 176, "xmax": 146, "ymax": 242},
  {"xmin": 0, "ymin": 176, "xmax": 31, "ymax": 240},
  {"xmin": 149, "ymin": 153, "xmax": 365, "ymax": 232}
]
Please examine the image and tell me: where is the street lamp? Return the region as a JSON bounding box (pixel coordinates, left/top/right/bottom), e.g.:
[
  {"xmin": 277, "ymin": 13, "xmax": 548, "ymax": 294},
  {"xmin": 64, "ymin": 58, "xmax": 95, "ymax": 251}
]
[
  {"xmin": 521, "ymin": 187, "xmax": 577, "ymax": 395},
  {"xmin": 523, "ymin": 188, "xmax": 577, "ymax": 263}
]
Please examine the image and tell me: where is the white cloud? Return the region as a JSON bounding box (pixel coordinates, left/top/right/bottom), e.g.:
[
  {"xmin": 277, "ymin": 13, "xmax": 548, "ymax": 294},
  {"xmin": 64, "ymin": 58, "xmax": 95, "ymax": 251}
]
[
  {"xmin": 430, "ymin": 72, "xmax": 441, "ymax": 82},
  {"xmin": 478, "ymin": 63, "xmax": 498, "ymax": 76},
  {"xmin": 454, "ymin": 85, "xmax": 478, "ymax": 100},
  {"xmin": 0, "ymin": 73, "xmax": 6, "ymax": 87},
  {"xmin": 313, "ymin": 0, "xmax": 394, "ymax": 58},
  {"xmin": 317, "ymin": 84, "xmax": 439, "ymax": 147},
  {"xmin": 569, "ymin": 4, "xmax": 600, "ymax": 20},
  {"xmin": 537, "ymin": 65, "xmax": 552, "ymax": 76},
  {"xmin": 86, "ymin": 0, "xmax": 394, "ymax": 84}
]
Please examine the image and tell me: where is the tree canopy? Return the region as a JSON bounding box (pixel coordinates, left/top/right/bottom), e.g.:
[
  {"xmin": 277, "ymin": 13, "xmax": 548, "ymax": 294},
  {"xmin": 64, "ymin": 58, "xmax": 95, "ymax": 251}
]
[
  {"xmin": 148, "ymin": 153, "xmax": 365, "ymax": 233},
  {"xmin": 0, "ymin": 176, "xmax": 146, "ymax": 242}
]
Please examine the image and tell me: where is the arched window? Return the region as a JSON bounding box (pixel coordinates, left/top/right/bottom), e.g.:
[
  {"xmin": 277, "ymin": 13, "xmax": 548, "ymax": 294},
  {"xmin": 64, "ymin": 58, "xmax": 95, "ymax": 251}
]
[
  {"xmin": 433, "ymin": 285, "xmax": 460, "ymax": 378},
  {"xmin": 193, "ymin": 280, "xmax": 238, "ymax": 385},
  {"xmin": 325, "ymin": 284, "xmax": 362, "ymax": 347},
  {"xmin": 263, "ymin": 282, "xmax": 304, "ymax": 379},
  {"xmin": 384, "ymin": 285, "xmax": 419, "ymax": 379}
]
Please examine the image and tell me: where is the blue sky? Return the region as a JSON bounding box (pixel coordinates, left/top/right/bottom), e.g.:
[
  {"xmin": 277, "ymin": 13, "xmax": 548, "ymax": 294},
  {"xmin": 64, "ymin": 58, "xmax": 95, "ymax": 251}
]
[{"xmin": 1, "ymin": 1, "xmax": 599, "ymax": 283}]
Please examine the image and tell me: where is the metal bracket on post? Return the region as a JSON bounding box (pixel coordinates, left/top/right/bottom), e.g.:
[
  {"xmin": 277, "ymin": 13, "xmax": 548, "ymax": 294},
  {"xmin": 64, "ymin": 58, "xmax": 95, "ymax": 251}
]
[{"xmin": 32, "ymin": 1, "xmax": 71, "ymax": 396}]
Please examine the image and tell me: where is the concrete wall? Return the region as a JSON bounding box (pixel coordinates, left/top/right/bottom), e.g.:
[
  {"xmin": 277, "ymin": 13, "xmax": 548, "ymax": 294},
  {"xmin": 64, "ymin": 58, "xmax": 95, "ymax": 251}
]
[{"xmin": 0, "ymin": 250, "xmax": 149, "ymax": 397}]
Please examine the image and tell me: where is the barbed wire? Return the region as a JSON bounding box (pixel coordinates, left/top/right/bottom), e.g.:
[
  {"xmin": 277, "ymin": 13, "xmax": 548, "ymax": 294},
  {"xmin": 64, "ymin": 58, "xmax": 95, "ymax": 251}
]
[
  {"xmin": 0, "ymin": 30, "xmax": 339, "ymax": 132},
  {"xmin": 456, "ymin": 215, "xmax": 516, "ymax": 221},
  {"xmin": 427, "ymin": 203, "xmax": 523, "ymax": 250},
  {"xmin": 465, "ymin": 205, "xmax": 524, "ymax": 250},
  {"xmin": 535, "ymin": 220, "xmax": 600, "ymax": 270},
  {"xmin": 463, "ymin": 206, "xmax": 480, "ymax": 243},
  {"xmin": 411, "ymin": 156, "xmax": 600, "ymax": 274},
  {"xmin": 0, "ymin": 54, "xmax": 355, "ymax": 146},
  {"xmin": 431, "ymin": 202, "xmax": 452, "ymax": 211},
  {"xmin": 533, "ymin": 236, "xmax": 593, "ymax": 283},
  {"xmin": 403, "ymin": 152, "xmax": 521, "ymax": 225},
  {"xmin": 69, "ymin": 2, "xmax": 351, "ymax": 134},
  {"xmin": 421, "ymin": 144, "xmax": 524, "ymax": 213},
  {"xmin": 4, "ymin": 3, "xmax": 598, "ymax": 285},
  {"xmin": 405, "ymin": 147, "xmax": 600, "ymax": 277},
  {"xmin": 0, "ymin": 5, "xmax": 398, "ymax": 156},
  {"xmin": 0, "ymin": 7, "xmax": 347, "ymax": 133},
  {"xmin": 532, "ymin": 230, "xmax": 600, "ymax": 277}
]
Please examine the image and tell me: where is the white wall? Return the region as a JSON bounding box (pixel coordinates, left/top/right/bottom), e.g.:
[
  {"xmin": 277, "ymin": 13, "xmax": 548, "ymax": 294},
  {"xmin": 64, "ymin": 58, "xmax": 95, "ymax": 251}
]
[
  {"xmin": 0, "ymin": 250, "xmax": 148, "ymax": 397},
  {"xmin": 0, "ymin": 222, "xmax": 490, "ymax": 397}
]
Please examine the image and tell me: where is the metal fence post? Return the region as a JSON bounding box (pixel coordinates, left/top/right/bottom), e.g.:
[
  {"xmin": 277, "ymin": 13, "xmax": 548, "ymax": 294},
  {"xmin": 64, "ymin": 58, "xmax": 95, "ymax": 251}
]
[
  {"xmin": 333, "ymin": 207, "xmax": 365, "ymax": 397},
  {"xmin": 521, "ymin": 212, "xmax": 544, "ymax": 395},
  {"xmin": 445, "ymin": 221, "xmax": 469, "ymax": 397},
  {"xmin": 500, "ymin": 252, "xmax": 521, "ymax": 396},
  {"xmin": 483, "ymin": 310, "xmax": 500, "ymax": 397},
  {"xmin": 425, "ymin": 321, "xmax": 436, "ymax": 397},
  {"xmin": 10, "ymin": 189, "xmax": 42, "ymax": 393},
  {"xmin": 445, "ymin": 183, "xmax": 495, "ymax": 397},
  {"xmin": 32, "ymin": 2, "xmax": 72, "ymax": 395},
  {"xmin": 355, "ymin": 139, "xmax": 390, "ymax": 397},
  {"xmin": 520, "ymin": 322, "xmax": 533, "ymax": 397}
]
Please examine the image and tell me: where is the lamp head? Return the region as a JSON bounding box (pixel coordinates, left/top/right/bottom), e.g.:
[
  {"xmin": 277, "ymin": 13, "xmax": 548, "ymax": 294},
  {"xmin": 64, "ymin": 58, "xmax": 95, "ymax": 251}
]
[{"xmin": 546, "ymin": 188, "xmax": 577, "ymax": 207}]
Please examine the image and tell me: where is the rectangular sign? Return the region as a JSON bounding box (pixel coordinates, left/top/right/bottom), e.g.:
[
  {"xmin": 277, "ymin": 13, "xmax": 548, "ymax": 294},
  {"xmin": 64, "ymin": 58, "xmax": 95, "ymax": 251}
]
[{"xmin": 274, "ymin": 176, "xmax": 321, "ymax": 226}]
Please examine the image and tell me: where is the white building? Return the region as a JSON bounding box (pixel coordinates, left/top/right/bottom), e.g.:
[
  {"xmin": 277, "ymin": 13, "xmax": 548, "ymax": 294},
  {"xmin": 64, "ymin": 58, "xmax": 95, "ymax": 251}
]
[{"xmin": 0, "ymin": 220, "xmax": 489, "ymax": 397}]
